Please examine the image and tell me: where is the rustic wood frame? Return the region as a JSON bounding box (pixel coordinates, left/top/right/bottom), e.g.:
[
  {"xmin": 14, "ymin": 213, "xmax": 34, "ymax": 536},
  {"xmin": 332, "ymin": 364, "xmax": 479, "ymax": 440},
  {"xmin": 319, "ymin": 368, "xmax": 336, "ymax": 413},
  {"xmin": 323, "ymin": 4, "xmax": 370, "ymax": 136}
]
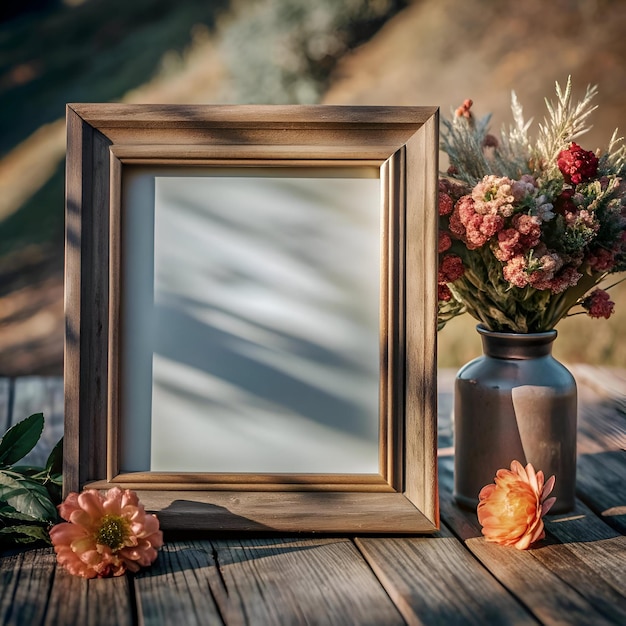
[{"xmin": 64, "ymin": 104, "xmax": 439, "ymax": 533}]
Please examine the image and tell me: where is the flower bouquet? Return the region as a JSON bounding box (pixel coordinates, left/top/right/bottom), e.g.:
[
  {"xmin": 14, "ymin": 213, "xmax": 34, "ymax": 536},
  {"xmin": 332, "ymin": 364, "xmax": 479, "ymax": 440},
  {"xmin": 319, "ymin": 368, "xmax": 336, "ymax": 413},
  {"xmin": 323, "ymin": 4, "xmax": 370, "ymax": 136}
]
[{"xmin": 438, "ymin": 77, "xmax": 626, "ymax": 333}]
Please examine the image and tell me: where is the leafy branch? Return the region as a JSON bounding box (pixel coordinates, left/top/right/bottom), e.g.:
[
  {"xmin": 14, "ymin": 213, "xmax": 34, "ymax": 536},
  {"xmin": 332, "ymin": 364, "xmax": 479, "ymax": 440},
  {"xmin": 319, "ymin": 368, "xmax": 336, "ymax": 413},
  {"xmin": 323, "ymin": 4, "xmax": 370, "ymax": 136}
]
[{"xmin": 0, "ymin": 413, "xmax": 62, "ymax": 547}]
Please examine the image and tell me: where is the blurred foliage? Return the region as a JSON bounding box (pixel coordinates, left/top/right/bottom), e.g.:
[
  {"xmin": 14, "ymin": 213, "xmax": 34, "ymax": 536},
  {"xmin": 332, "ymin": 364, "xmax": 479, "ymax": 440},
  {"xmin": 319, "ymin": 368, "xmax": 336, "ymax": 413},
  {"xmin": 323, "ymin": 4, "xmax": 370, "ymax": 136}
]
[
  {"xmin": 0, "ymin": 0, "xmax": 230, "ymax": 155},
  {"xmin": 0, "ymin": 0, "xmax": 60, "ymax": 23},
  {"xmin": 219, "ymin": 0, "xmax": 408, "ymax": 104}
]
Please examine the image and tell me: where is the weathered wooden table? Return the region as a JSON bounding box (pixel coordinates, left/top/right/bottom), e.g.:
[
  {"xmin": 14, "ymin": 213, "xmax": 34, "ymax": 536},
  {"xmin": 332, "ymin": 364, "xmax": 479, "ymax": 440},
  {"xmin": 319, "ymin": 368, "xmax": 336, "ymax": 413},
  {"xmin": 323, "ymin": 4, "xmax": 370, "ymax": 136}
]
[{"xmin": 1, "ymin": 367, "xmax": 625, "ymax": 625}]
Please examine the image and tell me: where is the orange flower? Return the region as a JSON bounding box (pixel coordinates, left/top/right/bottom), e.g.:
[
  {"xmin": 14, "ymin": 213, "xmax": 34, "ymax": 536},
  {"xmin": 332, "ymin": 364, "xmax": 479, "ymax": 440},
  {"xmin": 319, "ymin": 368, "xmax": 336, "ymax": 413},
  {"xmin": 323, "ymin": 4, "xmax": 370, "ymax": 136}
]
[
  {"xmin": 477, "ymin": 460, "xmax": 556, "ymax": 550},
  {"xmin": 49, "ymin": 487, "xmax": 163, "ymax": 578}
]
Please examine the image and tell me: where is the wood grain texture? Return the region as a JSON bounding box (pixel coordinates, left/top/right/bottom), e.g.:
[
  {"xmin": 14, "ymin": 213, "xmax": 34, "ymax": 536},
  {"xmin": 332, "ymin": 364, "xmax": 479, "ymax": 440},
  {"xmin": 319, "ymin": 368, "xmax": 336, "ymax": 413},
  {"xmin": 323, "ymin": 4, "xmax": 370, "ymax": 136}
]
[
  {"xmin": 0, "ymin": 548, "xmax": 55, "ymax": 626},
  {"xmin": 45, "ymin": 566, "xmax": 133, "ymax": 626},
  {"xmin": 0, "ymin": 547, "xmax": 133, "ymax": 626},
  {"xmin": 122, "ymin": 491, "xmax": 436, "ymax": 534},
  {"xmin": 68, "ymin": 103, "xmax": 439, "ymax": 128},
  {"xmin": 403, "ymin": 112, "xmax": 439, "ymax": 525},
  {"xmin": 63, "ymin": 105, "xmax": 90, "ymax": 495},
  {"xmin": 356, "ymin": 534, "xmax": 536, "ymax": 626},
  {"xmin": 136, "ymin": 538, "xmax": 404, "ymax": 626},
  {"xmin": 134, "ymin": 540, "xmax": 224, "ymax": 626},
  {"xmin": 571, "ymin": 366, "xmax": 626, "ymax": 535}
]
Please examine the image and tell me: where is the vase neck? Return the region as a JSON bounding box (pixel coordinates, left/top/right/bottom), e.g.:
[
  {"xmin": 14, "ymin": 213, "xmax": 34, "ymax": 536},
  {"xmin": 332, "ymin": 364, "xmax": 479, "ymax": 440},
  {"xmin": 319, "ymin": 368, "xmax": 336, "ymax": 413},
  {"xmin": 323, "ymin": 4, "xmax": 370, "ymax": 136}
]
[{"xmin": 477, "ymin": 326, "xmax": 557, "ymax": 360}]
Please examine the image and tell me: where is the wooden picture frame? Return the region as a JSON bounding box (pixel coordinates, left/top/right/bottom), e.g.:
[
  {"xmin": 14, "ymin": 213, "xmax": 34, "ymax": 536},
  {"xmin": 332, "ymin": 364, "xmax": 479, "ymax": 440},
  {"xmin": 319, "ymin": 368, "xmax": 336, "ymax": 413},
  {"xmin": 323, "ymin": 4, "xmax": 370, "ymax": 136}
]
[{"xmin": 64, "ymin": 104, "xmax": 439, "ymax": 533}]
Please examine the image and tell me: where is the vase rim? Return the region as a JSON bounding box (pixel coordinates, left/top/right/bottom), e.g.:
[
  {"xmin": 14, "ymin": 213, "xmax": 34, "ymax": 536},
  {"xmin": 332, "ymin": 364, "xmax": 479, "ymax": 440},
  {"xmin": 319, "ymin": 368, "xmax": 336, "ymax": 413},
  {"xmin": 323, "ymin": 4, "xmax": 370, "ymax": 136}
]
[{"xmin": 476, "ymin": 324, "xmax": 557, "ymax": 340}]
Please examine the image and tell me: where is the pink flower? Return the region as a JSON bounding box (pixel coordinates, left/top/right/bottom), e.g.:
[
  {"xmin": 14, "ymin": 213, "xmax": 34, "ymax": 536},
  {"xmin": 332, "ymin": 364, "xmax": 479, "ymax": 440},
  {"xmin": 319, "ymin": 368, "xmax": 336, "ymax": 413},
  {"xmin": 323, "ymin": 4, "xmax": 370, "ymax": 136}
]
[
  {"xmin": 581, "ymin": 289, "xmax": 615, "ymax": 319},
  {"xmin": 449, "ymin": 195, "xmax": 504, "ymax": 249},
  {"xmin": 49, "ymin": 488, "xmax": 163, "ymax": 579},
  {"xmin": 495, "ymin": 228, "xmax": 521, "ymax": 262},
  {"xmin": 547, "ymin": 265, "xmax": 583, "ymax": 294},
  {"xmin": 527, "ymin": 252, "xmax": 563, "ymax": 290},
  {"xmin": 557, "ymin": 142, "xmax": 599, "ymax": 185},
  {"xmin": 471, "ymin": 175, "xmax": 516, "ymax": 217},
  {"xmin": 502, "ymin": 255, "xmax": 529, "ymax": 288},
  {"xmin": 477, "ymin": 460, "xmax": 556, "ymax": 550}
]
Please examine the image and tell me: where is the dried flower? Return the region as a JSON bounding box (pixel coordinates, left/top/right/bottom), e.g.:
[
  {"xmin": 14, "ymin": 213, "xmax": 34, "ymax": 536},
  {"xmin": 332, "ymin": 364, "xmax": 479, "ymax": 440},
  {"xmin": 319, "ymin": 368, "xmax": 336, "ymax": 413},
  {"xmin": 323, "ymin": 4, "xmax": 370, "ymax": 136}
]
[
  {"xmin": 581, "ymin": 288, "xmax": 615, "ymax": 319},
  {"xmin": 49, "ymin": 488, "xmax": 163, "ymax": 578},
  {"xmin": 477, "ymin": 460, "xmax": 556, "ymax": 550},
  {"xmin": 455, "ymin": 98, "xmax": 473, "ymax": 120},
  {"xmin": 438, "ymin": 77, "xmax": 626, "ymax": 332},
  {"xmin": 438, "ymin": 254, "xmax": 465, "ymax": 283},
  {"xmin": 439, "ymin": 231, "xmax": 452, "ymax": 253},
  {"xmin": 439, "ymin": 192, "xmax": 454, "ymax": 216},
  {"xmin": 557, "ymin": 142, "xmax": 599, "ymax": 185},
  {"xmin": 438, "ymin": 283, "xmax": 452, "ymax": 301}
]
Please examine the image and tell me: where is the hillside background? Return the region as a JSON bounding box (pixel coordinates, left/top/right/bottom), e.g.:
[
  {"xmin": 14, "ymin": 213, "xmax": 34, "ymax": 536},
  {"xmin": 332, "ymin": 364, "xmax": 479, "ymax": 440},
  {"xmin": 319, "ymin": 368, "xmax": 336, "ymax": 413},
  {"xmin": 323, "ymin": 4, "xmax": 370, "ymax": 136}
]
[{"xmin": 1, "ymin": 0, "xmax": 625, "ymax": 375}]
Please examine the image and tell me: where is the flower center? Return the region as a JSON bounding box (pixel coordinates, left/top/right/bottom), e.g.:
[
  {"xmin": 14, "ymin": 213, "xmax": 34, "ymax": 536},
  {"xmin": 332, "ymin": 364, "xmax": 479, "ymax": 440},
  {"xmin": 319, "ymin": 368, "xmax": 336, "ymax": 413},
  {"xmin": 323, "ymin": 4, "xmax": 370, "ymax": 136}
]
[{"xmin": 95, "ymin": 514, "xmax": 131, "ymax": 551}]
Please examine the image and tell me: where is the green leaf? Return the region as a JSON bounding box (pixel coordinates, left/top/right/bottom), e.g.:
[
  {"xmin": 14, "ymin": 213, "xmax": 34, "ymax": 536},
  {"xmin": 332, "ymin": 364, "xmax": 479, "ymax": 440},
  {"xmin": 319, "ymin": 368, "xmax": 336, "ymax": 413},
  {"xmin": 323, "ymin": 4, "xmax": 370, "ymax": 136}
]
[
  {"xmin": 0, "ymin": 502, "xmax": 40, "ymax": 523},
  {"xmin": 0, "ymin": 524, "xmax": 51, "ymax": 546},
  {"xmin": 0, "ymin": 470, "xmax": 57, "ymax": 522},
  {"xmin": 46, "ymin": 437, "xmax": 63, "ymax": 475},
  {"xmin": 0, "ymin": 413, "xmax": 44, "ymax": 466}
]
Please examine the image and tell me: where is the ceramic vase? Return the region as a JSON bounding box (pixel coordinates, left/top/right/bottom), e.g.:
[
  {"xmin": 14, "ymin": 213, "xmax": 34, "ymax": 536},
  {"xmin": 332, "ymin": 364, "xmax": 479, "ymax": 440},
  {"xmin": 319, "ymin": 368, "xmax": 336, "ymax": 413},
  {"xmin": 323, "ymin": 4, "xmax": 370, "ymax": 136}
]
[{"xmin": 454, "ymin": 325, "xmax": 577, "ymax": 514}]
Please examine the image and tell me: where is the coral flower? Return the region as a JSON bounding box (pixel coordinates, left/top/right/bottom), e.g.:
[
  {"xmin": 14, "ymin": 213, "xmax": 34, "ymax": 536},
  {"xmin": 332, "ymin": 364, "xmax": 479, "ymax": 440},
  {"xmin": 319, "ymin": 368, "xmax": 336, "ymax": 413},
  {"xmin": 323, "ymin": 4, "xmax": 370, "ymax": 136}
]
[
  {"xmin": 477, "ymin": 460, "xmax": 556, "ymax": 550},
  {"xmin": 49, "ymin": 487, "xmax": 163, "ymax": 578}
]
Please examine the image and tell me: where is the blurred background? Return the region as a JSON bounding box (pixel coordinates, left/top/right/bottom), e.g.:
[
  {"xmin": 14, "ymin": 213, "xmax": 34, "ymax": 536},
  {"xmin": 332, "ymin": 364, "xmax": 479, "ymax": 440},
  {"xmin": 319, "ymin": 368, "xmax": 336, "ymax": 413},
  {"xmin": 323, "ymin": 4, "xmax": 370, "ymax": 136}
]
[{"xmin": 1, "ymin": 0, "xmax": 625, "ymax": 377}]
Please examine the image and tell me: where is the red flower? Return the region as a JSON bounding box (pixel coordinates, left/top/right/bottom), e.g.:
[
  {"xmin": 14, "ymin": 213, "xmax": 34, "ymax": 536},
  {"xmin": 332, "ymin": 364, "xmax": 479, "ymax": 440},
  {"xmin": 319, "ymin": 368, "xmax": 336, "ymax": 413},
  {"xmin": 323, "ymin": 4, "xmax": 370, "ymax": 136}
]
[
  {"xmin": 482, "ymin": 134, "xmax": 499, "ymax": 148},
  {"xmin": 554, "ymin": 188, "xmax": 576, "ymax": 215},
  {"xmin": 581, "ymin": 289, "xmax": 615, "ymax": 319},
  {"xmin": 438, "ymin": 284, "xmax": 452, "ymax": 301},
  {"xmin": 587, "ymin": 247, "xmax": 616, "ymax": 272},
  {"xmin": 557, "ymin": 142, "xmax": 599, "ymax": 185},
  {"xmin": 439, "ymin": 192, "xmax": 454, "ymax": 216},
  {"xmin": 439, "ymin": 254, "xmax": 465, "ymax": 283},
  {"xmin": 439, "ymin": 231, "xmax": 452, "ymax": 253}
]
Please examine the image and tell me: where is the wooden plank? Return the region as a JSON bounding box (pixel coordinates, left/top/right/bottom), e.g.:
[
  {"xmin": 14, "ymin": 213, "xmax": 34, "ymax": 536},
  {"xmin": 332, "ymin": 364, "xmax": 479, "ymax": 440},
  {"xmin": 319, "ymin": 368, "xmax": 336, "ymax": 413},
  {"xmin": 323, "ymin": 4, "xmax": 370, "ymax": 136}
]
[
  {"xmin": 10, "ymin": 376, "xmax": 63, "ymax": 466},
  {"xmin": 0, "ymin": 548, "xmax": 54, "ymax": 626},
  {"xmin": 46, "ymin": 566, "xmax": 133, "ymax": 626},
  {"xmin": 537, "ymin": 500, "xmax": 626, "ymax": 599},
  {"xmin": 572, "ymin": 365, "xmax": 626, "ymax": 404},
  {"xmin": 113, "ymin": 490, "xmax": 438, "ymax": 534},
  {"xmin": 576, "ymin": 450, "xmax": 626, "ymax": 535},
  {"xmin": 133, "ymin": 540, "xmax": 223, "ymax": 626},
  {"xmin": 136, "ymin": 538, "xmax": 404, "ymax": 625},
  {"xmin": 438, "ymin": 457, "xmax": 626, "ymax": 626},
  {"xmin": 575, "ymin": 377, "xmax": 625, "ymax": 455},
  {"xmin": 0, "ymin": 547, "xmax": 133, "ymax": 626},
  {"xmin": 356, "ymin": 533, "xmax": 537, "ymax": 625},
  {"xmin": 571, "ymin": 368, "xmax": 626, "ymax": 534}
]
